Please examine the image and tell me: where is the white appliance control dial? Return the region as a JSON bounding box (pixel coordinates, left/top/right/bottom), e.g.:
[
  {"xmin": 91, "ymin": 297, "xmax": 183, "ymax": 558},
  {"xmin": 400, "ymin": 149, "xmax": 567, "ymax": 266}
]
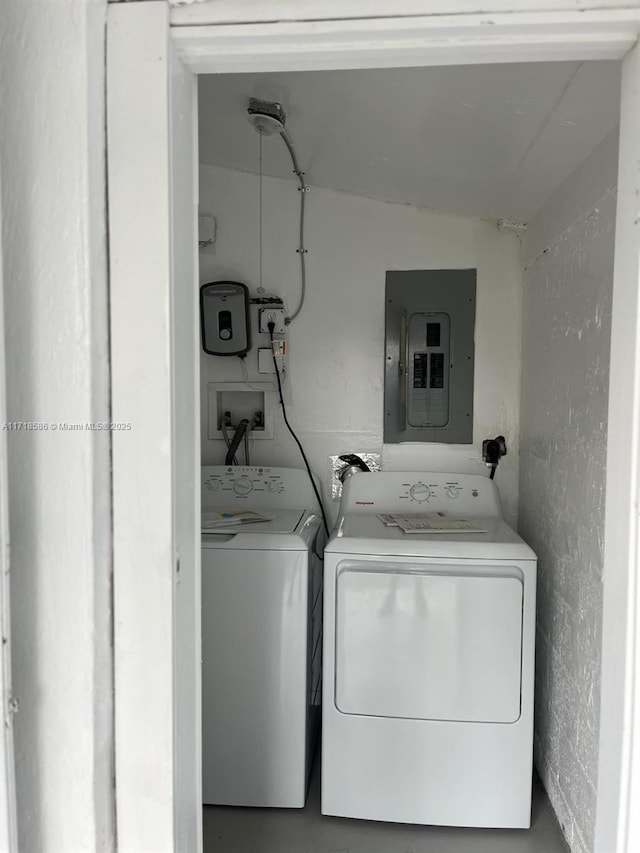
[
  {"xmin": 205, "ymin": 477, "xmax": 221, "ymax": 492},
  {"xmin": 266, "ymin": 480, "xmax": 281, "ymax": 493},
  {"xmin": 233, "ymin": 477, "xmax": 253, "ymax": 496},
  {"xmin": 445, "ymin": 485, "xmax": 459, "ymax": 499},
  {"xmin": 409, "ymin": 482, "xmax": 432, "ymax": 503}
]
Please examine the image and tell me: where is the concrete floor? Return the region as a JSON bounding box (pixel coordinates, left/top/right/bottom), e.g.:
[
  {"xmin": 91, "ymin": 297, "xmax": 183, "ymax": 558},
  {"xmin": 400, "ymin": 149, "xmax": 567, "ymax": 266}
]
[{"xmin": 203, "ymin": 754, "xmax": 569, "ymax": 853}]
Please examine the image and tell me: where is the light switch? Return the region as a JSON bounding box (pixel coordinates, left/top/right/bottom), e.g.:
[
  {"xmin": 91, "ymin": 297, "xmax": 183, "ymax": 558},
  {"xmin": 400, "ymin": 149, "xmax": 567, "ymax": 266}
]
[{"xmin": 258, "ymin": 345, "xmax": 286, "ymax": 374}]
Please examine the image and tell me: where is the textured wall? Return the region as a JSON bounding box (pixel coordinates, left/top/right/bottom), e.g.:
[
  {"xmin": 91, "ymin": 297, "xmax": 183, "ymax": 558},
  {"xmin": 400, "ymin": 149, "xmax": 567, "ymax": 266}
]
[
  {"xmin": 520, "ymin": 130, "xmax": 618, "ymax": 853},
  {"xmin": 0, "ymin": 1, "xmax": 113, "ymax": 849},
  {"xmin": 199, "ymin": 164, "xmax": 523, "ymax": 524}
]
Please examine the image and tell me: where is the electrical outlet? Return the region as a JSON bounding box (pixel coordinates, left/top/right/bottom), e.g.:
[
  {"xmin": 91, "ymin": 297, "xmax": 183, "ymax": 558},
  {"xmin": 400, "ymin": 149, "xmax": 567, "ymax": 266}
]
[{"xmin": 259, "ymin": 308, "xmax": 286, "ymax": 334}]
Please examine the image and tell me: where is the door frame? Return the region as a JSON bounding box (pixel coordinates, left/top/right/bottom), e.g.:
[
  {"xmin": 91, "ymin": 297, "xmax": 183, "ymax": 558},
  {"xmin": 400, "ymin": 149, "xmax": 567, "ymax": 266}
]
[
  {"xmin": 0, "ymin": 166, "xmax": 17, "ymax": 853},
  {"xmin": 107, "ymin": 2, "xmax": 640, "ymax": 851}
]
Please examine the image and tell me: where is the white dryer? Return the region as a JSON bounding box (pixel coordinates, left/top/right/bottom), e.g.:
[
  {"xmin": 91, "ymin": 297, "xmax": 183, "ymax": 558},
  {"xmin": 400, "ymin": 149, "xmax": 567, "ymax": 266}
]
[
  {"xmin": 322, "ymin": 471, "xmax": 537, "ymax": 829},
  {"xmin": 201, "ymin": 466, "xmax": 322, "ymax": 808}
]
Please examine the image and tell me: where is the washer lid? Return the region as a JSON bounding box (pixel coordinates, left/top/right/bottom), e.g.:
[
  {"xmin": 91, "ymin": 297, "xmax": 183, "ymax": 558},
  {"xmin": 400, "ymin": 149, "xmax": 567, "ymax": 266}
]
[
  {"xmin": 202, "ymin": 508, "xmax": 320, "ymax": 550},
  {"xmin": 326, "ymin": 513, "xmax": 536, "ymax": 561},
  {"xmin": 202, "ymin": 507, "xmax": 305, "ymax": 535}
]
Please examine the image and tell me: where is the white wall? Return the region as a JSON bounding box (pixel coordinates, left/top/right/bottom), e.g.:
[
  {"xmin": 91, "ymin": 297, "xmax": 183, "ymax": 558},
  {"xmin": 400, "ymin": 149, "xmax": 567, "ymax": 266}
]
[
  {"xmin": 199, "ymin": 164, "xmax": 523, "ymax": 524},
  {"xmin": 0, "ymin": 1, "xmax": 114, "ymax": 850},
  {"xmin": 520, "ymin": 129, "xmax": 618, "ymax": 853}
]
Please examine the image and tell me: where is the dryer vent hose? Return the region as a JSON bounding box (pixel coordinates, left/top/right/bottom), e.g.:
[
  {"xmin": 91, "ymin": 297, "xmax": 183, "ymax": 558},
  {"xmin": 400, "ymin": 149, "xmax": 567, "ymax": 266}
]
[{"xmin": 225, "ymin": 419, "xmax": 249, "ymax": 466}]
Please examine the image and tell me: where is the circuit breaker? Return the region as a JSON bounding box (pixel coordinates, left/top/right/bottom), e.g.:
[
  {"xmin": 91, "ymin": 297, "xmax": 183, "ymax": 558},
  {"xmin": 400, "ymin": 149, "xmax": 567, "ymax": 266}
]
[{"xmin": 384, "ymin": 269, "xmax": 476, "ymax": 444}]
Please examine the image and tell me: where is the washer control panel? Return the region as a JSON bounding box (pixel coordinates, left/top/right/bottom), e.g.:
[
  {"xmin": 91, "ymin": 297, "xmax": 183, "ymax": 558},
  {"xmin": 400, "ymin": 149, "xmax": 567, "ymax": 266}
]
[
  {"xmin": 202, "ymin": 465, "xmax": 317, "ymax": 509},
  {"xmin": 341, "ymin": 471, "xmax": 501, "ymax": 517}
]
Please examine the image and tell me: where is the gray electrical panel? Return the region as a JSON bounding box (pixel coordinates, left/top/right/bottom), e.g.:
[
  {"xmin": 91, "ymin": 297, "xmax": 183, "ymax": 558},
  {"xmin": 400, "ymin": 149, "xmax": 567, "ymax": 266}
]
[{"xmin": 384, "ymin": 269, "xmax": 476, "ymax": 444}]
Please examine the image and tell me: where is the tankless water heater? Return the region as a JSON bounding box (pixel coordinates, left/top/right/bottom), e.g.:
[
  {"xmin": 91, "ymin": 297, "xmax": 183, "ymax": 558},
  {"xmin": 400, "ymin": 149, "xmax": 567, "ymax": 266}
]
[{"xmin": 200, "ymin": 280, "xmax": 251, "ymax": 357}]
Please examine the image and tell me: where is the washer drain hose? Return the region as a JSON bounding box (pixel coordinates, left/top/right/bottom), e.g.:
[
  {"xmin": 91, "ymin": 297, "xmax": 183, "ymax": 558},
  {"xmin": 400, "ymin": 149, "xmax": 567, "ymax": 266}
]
[{"xmin": 225, "ymin": 419, "xmax": 249, "ymax": 466}]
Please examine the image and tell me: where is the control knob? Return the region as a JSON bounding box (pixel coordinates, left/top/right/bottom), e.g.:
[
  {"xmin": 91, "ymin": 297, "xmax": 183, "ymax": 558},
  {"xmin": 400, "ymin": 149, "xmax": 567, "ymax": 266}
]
[
  {"xmin": 233, "ymin": 477, "xmax": 253, "ymax": 496},
  {"xmin": 409, "ymin": 482, "xmax": 431, "ymax": 503},
  {"xmin": 266, "ymin": 480, "xmax": 281, "ymax": 493},
  {"xmin": 445, "ymin": 485, "xmax": 459, "ymax": 499}
]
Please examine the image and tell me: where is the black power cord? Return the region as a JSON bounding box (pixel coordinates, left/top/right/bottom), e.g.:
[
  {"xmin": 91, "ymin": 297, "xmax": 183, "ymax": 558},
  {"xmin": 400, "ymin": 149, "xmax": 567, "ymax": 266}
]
[
  {"xmin": 268, "ymin": 323, "xmax": 330, "ymax": 538},
  {"xmin": 482, "ymin": 435, "xmax": 507, "ymax": 480}
]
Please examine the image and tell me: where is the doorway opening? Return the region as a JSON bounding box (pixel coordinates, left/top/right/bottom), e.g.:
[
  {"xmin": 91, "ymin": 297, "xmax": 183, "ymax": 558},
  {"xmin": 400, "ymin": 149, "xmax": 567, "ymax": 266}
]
[
  {"xmin": 197, "ymin": 59, "xmax": 619, "ymax": 853},
  {"xmin": 106, "ymin": 6, "xmax": 640, "ymax": 853}
]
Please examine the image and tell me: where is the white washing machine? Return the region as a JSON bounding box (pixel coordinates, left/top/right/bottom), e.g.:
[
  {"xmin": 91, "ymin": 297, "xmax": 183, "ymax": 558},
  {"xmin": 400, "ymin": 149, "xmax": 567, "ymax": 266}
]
[
  {"xmin": 322, "ymin": 471, "xmax": 537, "ymax": 829},
  {"xmin": 201, "ymin": 466, "xmax": 322, "ymax": 808}
]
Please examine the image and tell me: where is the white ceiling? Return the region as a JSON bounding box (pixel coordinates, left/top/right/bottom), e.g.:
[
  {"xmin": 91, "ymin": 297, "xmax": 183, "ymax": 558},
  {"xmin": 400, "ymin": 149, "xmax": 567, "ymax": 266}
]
[{"xmin": 198, "ymin": 61, "xmax": 621, "ymax": 222}]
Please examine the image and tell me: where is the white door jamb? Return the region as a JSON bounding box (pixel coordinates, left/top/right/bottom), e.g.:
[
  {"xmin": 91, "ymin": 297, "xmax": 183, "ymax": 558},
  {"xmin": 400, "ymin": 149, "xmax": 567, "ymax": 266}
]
[
  {"xmin": 595, "ymin": 39, "xmax": 640, "ymax": 853},
  {"xmin": 0, "ymin": 162, "xmax": 18, "ymax": 853}
]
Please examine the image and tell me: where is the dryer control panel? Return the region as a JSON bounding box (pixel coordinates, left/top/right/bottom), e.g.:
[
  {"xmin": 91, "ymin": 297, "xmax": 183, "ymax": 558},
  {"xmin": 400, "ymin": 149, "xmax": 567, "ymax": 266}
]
[
  {"xmin": 340, "ymin": 471, "xmax": 502, "ymax": 517},
  {"xmin": 201, "ymin": 465, "xmax": 319, "ymax": 510}
]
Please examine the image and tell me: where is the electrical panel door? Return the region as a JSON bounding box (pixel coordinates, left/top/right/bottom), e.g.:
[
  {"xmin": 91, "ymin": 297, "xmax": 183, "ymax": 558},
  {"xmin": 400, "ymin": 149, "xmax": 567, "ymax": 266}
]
[{"xmin": 385, "ymin": 269, "xmax": 475, "ymax": 444}]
